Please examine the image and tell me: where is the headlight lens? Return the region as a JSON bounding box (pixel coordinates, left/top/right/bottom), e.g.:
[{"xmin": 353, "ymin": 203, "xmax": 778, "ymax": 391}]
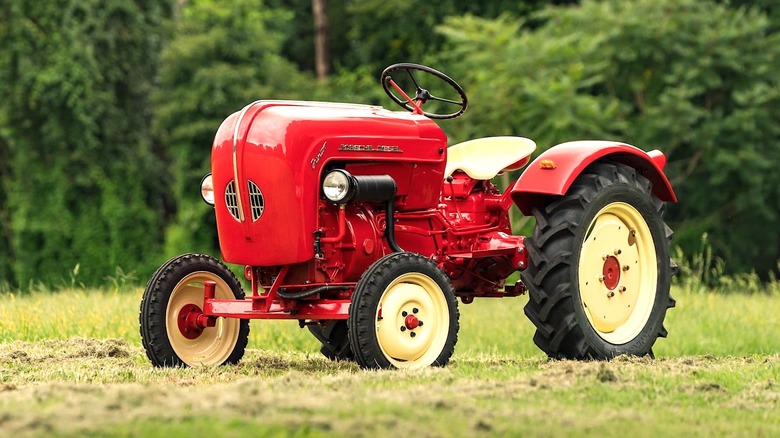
[
  {"xmin": 322, "ymin": 170, "xmax": 352, "ymax": 202},
  {"xmin": 200, "ymin": 173, "xmax": 215, "ymax": 205}
]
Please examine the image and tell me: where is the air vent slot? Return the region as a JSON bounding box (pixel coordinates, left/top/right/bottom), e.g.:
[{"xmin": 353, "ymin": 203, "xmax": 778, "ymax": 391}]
[
  {"xmin": 247, "ymin": 180, "xmax": 264, "ymax": 221},
  {"xmin": 225, "ymin": 180, "xmax": 240, "ymax": 221}
]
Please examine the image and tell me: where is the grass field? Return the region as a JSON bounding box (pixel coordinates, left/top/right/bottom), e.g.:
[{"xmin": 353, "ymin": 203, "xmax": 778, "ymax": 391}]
[{"xmin": 1, "ymin": 286, "xmax": 779, "ymax": 437}]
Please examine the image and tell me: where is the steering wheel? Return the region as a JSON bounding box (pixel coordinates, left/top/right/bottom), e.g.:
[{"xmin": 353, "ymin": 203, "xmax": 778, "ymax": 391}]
[{"xmin": 380, "ymin": 63, "xmax": 468, "ymax": 120}]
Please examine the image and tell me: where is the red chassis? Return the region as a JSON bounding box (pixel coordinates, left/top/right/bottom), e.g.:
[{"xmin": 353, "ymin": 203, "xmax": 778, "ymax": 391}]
[{"xmin": 141, "ymin": 63, "xmax": 677, "ymax": 369}]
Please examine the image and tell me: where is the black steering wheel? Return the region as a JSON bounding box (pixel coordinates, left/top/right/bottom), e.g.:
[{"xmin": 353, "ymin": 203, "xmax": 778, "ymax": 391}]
[{"xmin": 380, "ymin": 63, "xmax": 468, "ymax": 120}]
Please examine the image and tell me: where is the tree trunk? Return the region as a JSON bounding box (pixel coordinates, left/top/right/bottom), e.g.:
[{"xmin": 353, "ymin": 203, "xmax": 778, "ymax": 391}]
[{"xmin": 312, "ymin": 0, "xmax": 329, "ymax": 80}]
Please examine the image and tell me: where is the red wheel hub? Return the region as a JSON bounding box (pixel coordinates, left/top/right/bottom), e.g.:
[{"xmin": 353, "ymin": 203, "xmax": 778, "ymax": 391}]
[
  {"xmin": 602, "ymin": 256, "xmax": 621, "ymax": 291},
  {"xmin": 177, "ymin": 304, "xmax": 205, "ymax": 339},
  {"xmin": 404, "ymin": 314, "xmax": 420, "ymax": 330}
]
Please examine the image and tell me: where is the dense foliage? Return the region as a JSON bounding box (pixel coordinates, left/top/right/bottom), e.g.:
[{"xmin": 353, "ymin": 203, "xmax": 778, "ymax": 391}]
[
  {"xmin": 1, "ymin": 0, "xmax": 779, "ymax": 287},
  {"xmin": 152, "ymin": 0, "xmax": 314, "ymax": 258},
  {"xmin": 435, "ymin": 0, "xmax": 780, "ymax": 276},
  {"xmin": 0, "ymin": 1, "xmax": 173, "ymax": 286}
]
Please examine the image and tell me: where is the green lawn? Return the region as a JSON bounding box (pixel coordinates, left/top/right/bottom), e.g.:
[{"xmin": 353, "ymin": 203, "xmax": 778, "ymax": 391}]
[{"xmin": 0, "ymin": 287, "xmax": 778, "ymax": 437}]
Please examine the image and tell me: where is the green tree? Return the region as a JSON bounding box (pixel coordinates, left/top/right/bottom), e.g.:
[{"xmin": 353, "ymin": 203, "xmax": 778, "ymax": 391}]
[
  {"xmin": 340, "ymin": 0, "xmax": 577, "ymax": 74},
  {"xmin": 0, "ymin": 0, "xmax": 173, "ymax": 286},
  {"xmin": 154, "ymin": 0, "xmax": 315, "ymax": 258},
  {"xmin": 435, "ymin": 0, "xmax": 780, "ymax": 276},
  {"xmin": 267, "ymin": 0, "xmax": 576, "ymax": 78},
  {"xmin": 0, "ymin": 103, "xmax": 10, "ymax": 286}
]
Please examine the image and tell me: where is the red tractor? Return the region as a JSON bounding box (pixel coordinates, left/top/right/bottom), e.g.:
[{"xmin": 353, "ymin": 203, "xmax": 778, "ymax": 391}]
[{"xmin": 140, "ymin": 64, "xmax": 677, "ymax": 369}]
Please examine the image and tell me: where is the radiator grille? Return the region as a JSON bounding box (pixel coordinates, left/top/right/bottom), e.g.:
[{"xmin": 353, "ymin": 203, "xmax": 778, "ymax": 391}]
[
  {"xmin": 247, "ymin": 180, "xmax": 264, "ymax": 221},
  {"xmin": 225, "ymin": 180, "xmax": 240, "ymax": 221}
]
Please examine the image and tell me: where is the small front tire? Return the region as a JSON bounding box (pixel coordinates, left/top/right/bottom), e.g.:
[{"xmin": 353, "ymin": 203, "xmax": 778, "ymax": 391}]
[
  {"xmin": 348, "ymin": 252, "xmax": 459, "ymax": 369},
  {"xmin": 140, "ymin": 253, "xmax": 250, "ymax": 367}
]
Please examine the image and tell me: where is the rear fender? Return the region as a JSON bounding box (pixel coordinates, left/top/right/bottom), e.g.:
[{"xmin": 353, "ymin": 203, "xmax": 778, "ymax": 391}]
[{"xmin": 510, "ymin": 141, "xmax": 676, "ymax": 216}]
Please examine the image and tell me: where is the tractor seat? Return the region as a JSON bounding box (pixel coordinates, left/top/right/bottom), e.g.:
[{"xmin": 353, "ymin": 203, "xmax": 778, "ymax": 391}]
[{"xmin": 444, "ymin": 136, "xmax": 537, "ymax": 180}]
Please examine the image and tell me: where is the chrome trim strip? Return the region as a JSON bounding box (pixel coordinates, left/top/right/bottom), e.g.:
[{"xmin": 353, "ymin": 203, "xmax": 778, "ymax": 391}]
[{"xmin": 231, "ymin": 100, "xmax": 262, "ymax": 222}]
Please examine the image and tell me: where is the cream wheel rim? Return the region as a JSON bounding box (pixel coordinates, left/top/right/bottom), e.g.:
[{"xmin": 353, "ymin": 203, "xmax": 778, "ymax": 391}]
[
  {"xmin": 578, "ymin": 202, "xmax": 657, "ymax": 344},
  {"xmin": 375, "ymin": 273, "xmax": 449, "ymax": 369},
  {"xmin": 166, "ymin": 272, "xmax": 241, "ymax": 366}
]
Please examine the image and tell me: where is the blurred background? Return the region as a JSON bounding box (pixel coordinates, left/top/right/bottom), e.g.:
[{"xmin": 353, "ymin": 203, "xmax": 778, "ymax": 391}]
[{"xmin": 1, "ymin": 0, "xmax": 779, "ymax": 289}]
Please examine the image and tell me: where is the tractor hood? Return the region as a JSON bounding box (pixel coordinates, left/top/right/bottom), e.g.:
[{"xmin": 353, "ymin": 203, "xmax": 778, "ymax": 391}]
[{"xmin": 210, "ymin": 100, "xmax": 447, "ymax": 266}]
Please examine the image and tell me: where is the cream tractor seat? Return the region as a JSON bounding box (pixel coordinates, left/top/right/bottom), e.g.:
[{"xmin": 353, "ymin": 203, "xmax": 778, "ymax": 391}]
[{"xmin": 444, "ymin": 136, "xmax": 537, "ymax": 180}]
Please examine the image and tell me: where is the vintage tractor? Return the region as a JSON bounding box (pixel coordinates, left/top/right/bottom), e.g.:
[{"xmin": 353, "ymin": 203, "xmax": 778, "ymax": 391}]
[{"xmin": 140, "ymin": 63, "xmax": 677, "ymax": 369}]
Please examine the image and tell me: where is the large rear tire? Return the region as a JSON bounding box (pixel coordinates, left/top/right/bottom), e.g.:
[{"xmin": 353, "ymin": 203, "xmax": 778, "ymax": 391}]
[
  {"xmin": 140, "ymin": 253, "xmax": 250, "ymax": 367},
  {"xmin": 522, "ymin": 161, "xmax": 675, "ymax": 359},
  {"xmin": 348, "ymin": 252, "xmax": 459, "ymax": 369}
]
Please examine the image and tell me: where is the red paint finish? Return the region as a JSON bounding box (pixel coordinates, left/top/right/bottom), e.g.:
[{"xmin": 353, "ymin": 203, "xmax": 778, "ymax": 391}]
[
  {"xmin": 602, "ymin": 256, "xmax": 621, "ymax": 291},
  {"xmin": 205, "ymin": 298, "xmax": 352, "ymax": 320},
  {"xmin": 510, "ymin": 141, "xmax": 677, "ymax": 215},
  {"xmin": 193, "ymin": 101, "xmax": 675, "ymax": 322},
  {"xmin": 177, "ymin": 304, "xmax": 204, "ymax": 339},
  {"xmin": 405, "ymin": 314, "xmax": 420, "ymax": 330},
  {"xmin": 389, "ymin": 79, "xmax": 423, "ymax": 114},
  {"xmin": 211, "ymin": 101, "xmax": 447, "ymax": 266}
]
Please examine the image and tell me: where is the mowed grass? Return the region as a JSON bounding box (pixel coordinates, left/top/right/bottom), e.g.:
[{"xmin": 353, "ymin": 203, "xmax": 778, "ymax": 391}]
[
  {"xmin": 2, "ymin": 286, "xmax": 779, "ymax": 357},
  {"xmin": 0, "ymin": 287, "xmax": 779, "ymax": 437}
]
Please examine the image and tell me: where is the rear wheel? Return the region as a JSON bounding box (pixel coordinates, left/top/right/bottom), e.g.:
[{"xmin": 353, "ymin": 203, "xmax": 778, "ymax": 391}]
[
  {"xmin": 522, "ymin": 161, "xmax": 675, "ymax": 359},
  {"xmin": 348, "ymin": 252, "xmax": 459, "ymax": 369},
  {"xmin": 140, "ymin": 253, "xmax": 250, "ymax": 367}
]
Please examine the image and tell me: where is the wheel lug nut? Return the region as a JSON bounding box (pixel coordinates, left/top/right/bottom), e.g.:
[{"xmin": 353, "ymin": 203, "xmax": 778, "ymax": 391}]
[
  {"xmin": 400, "ymin": 326, "xmax": 406, "ymax": 332},
  {"xmin": 418, "ymin": 321, "xmax": 424, "ymax": 326},
  {"xmin": 619, "ymin": 286, "xmax": 627, "ymax": 293},
  {"xmin": 598, "ymin": 275, "xmax": 605, "ymax": 283},
  {"xmin": 402, "ymin": 311, "xmax": 408, "ymax": 317},
  {"xmin": 607, "ymin": 290, "xmax": 615, "ymax": 298},
  {"xmin": 623, "ymin": 265, "xmax": 630, "ymax": 271},
  {"xmin": 412, "ymin": 308, "xmax": 419, "ymax": 314},
  {"xmin": 410, "ymin": 332, "xmax": 416, "ymax": 338},
  {"xmin": 614, "ymin": 249, "xmax": 622, "ymax": 255}
]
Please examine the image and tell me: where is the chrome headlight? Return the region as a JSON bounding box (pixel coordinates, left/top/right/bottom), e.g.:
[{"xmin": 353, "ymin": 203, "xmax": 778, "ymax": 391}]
[
  {"xmin": 322, "ymin": 170, "xmax": 353, "ymax": 203},
  {"xmin": 200, "ymin": 173, "xmax": 215, "ymax": 205}
]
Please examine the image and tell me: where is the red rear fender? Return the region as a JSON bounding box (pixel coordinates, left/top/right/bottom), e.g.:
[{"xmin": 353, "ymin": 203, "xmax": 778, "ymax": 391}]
[{"xmin": 510, "ymin": 141, "xmax": 676, "ymax": 216}]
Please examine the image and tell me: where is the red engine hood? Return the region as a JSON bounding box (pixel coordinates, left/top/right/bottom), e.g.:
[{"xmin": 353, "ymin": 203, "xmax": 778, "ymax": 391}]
[{"xmin": 210, "ymin": 100, "xmax": 448, "ymax": 266}]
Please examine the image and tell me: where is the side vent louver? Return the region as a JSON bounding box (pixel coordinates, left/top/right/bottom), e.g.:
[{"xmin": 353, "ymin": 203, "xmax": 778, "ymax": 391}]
[
  {"xmin": 225, "ymin": 180, "xmax": 240, "ymax": 221},
  {"xmin": 247, "ymin": 180, "xmax": 264, "ymax": 221}
]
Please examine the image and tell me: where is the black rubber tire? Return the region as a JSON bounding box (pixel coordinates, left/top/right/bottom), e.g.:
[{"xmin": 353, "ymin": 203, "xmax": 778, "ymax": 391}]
[
  {"xmin": 348, "ymin": 252, "xmax": 459, "ymax": 369},
  {"xmin": 307, "ymin": 320, "xmax": 354, "ymax": 361},
  {"xmin": 140, "ymin": 253, "xmax": 250, "ymax": 367},
  {"xmin": 522, "ymin": 160, "xmax": 675, "ymax": 360}
]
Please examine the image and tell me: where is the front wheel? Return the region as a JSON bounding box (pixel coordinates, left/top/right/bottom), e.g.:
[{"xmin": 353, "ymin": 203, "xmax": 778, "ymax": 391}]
[
  {"xmin": 348, "ymin": 252, "xmax": 459, "ymax": 369},
  {"xmin": 522, "ymin": 161, "xmax": 675, "ymax": 359},
  {"xmin": 140, "ymin": 253, "xmax": 250, "ymax": 367}
]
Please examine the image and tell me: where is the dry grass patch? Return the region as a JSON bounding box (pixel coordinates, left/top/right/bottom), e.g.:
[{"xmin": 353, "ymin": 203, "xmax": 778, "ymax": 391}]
[{"xmin": 1, "ymin": 339, "xmax": 778, "ymax": 437}]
